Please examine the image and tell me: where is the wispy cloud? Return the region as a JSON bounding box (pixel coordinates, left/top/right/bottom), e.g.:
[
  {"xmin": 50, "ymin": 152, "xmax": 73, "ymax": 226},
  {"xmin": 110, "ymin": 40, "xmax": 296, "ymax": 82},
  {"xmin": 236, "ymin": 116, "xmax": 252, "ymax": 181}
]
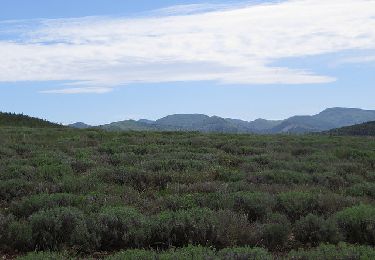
[
  {"xmin": 39, "ymin": 87, "xmax": 112, "ymax": 94},
  {"xmin": 1, "ymin": 0, "xmax": 375, "ymax": 94}
]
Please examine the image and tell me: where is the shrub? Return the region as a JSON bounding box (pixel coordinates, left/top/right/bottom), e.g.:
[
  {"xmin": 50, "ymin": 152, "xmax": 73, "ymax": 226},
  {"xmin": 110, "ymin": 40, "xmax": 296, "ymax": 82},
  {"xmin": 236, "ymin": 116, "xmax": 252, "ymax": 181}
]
[
  {"xmin": 277, "ymin": 192, "xmax": 317, "ymax": 221},
  {"xmin": 288, "ymin": 243, "xmax": 375, "ymax": 259},
  {"xmin": 107, "ymin": 249, "xmax": 156, "ymax": 260},
  {"xmin": 10, "ymin": 193, "xmax": 84, "ymax": 218},
  {"xmin": 0, "ymin": 179, "xmax": 34, "ymax": 202},
  {"xmin": 4, "ymin": 220, "xmax": 33, "ymax": 251},
  {"xmin": 151, "ymin": 208, "xmax": 219, "ymax": 248},
  {"xmin": 261, "ymin": 213, "xmax": 291, "ymax": 251},
  {"xmin": 160, "ymin": 245, "xmax": 216, "ymax": 260},
  {"xmin": 0, "ymin": 213, "xmax": 14, "ymax": 250},
  {"xmin": 97, "ymin": 167, "xmax": 172, "ymax": 191},
  {"xmin": 17, "ymin": 251, "xmax": 69, "ymax": 260},
  {"xmin": 215, "ymin": 210, "xmax": 255, "ymax": 247},
  {"xmin": 335, "ymin": 204, "xmax": 375, "ymax": 245},
  {"xmin": 194, "ymin": 193, "xmax": 234, "ymax": 210},
  {"xmin": 315, "ymin": 193, "xmax": 356, "ymax": 216},
  {"xmin": 294, "ymin": 214, "xmax": 341, "ymax": 246},
  {"xmin": 29, "ymin": 207, "xmax": 91, "ymax": 251},
  {"xmin": 96, "ymin": 206, "xmax": 149, "ymax": 250},
  {"xmin": 233, "ymin": 192, "xmax": 275, "ymax": 222},
  {"xmin": 218, "ymin": 247, "xmax": 273, "ymax": 260},
  {"xmin": 248, "ymin": 171, "xmax": 312, "ymax": 185},
  {"xmin": 346, "ymin": 182, "xmax": 375, "ymax": 198},
  {"xmin": 160, "ymin": 194, "xmax": 198, "ymax": 211}
]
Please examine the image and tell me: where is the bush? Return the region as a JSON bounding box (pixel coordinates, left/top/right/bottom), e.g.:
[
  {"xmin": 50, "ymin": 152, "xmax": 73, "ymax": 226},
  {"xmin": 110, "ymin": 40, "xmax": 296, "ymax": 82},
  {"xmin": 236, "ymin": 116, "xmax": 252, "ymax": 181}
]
[
  {"xmin": 294, "ymin": 214, "xmax": 341, "ymax": 246},
  {"xmin": 233, "ymin": 192, "xmax": 275, "ymax": 222},
  {"xmin": 107, "ymin": 249, "xmax": 156, "ymax": 260},
  {"xmin": 0, "ymin": 179, "xmax": 34, "ymax": 202},
  {"xmin": 346, "ymin": 182, "xmax": 375, "ymax": 198},
  {"xmin": 29, "ymin": 207, "xmax": 92, "ymax": 251},
  {"xmin": 96, "ymin": 166, "xmax": 172, "ymax": 191},
  {"xmin": 215, "ymin": 210, "xmax": 255, "ymax": 247},
  {"xmin": 4, "ymin": 220, "xmax": 33, "ymax": 251},
  {"xmin": 151, "ymin": 208, "xmax": 219, "ymax": 248},
  {"xmin": 0, "ymin": 213, "xmax": 14, "ymax": 250},
  {"xmin": 160, "ymin": 245, "xmax": 216, "ymax": 260},
  {"xmin": 288, "ymin": 243, "xmax": 375, "ymax": 259},
  {"xmin": 10, "ymin": 193, "xmax": 84, "ymax": 218},
  {"xmin": 248, "ymin": 171, "xmax": 312, "ymax": 185},
  {"xmin": 277, "ymin": 192, "xmax": 317, "ymax": 221},
  {"xmin": 261, "ymin": 213, "xmax": 291, "ymax": 251},
  {"xmin": 218, "ymin": 246, "xmax": 273, "ymax": 260},
  {"xmin": 96, "ymin": 206, "xmax": 149, "ymax": 250},
  {"xmin": 17, "ymin": 251, "xmax": 69, "ymax": 260},
  {"xmin": 335, "ymin": 204, "xmax": 375, "ymax": 245}
]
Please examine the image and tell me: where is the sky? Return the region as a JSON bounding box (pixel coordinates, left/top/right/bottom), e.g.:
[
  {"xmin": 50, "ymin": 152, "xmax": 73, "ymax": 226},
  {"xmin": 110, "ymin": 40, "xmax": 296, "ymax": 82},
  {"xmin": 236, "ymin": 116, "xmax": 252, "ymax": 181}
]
[{"xmin": 0, "ymin": 0, "xmax": 375, "ymax": 125}]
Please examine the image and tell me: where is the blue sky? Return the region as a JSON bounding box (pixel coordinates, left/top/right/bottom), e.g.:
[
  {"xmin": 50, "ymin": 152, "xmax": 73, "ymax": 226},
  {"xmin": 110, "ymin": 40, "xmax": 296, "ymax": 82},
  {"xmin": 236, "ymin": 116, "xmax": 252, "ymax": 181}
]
[{"xmin": 1, "ymin": 0, "xmax": 375, "ymax": 125}]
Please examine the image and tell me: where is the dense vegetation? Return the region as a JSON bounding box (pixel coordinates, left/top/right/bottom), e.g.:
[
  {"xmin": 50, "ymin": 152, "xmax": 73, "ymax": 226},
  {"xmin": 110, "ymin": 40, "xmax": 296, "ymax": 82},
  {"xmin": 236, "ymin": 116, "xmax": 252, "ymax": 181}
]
[
  {"xmin": 0, "ymin": 112, "xmax": 62, "ymax": 128},
  {"xmin": 1, "ymin": 124, "xmax": 375, "ymax": 259},
  {"xmin": 327, "ymin": 121, "xmax": 375, "ymax": 136}
]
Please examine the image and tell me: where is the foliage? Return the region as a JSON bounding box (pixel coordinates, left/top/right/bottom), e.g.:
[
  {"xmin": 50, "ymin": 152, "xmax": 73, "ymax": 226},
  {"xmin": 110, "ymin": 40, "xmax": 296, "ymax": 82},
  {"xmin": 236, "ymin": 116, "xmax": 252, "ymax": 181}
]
[
  {"xmin": 288, "ymin": 243, "xmax": 375, "ymax": 259},
  {"xmin": 0, "ymin": 125, "xmax": 375, "ymax": 258},
  {"xmin": 335, "ymin": 204, "xmax": 375, "ymax": 245}
]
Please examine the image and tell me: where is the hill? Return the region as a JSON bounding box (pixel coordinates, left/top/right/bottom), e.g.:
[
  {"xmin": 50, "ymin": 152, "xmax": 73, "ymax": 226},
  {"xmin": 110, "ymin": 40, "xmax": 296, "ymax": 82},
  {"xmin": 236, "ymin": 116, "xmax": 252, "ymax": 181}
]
[
  {"xmin": 70, "ymin": 107, "xmax": 375, "ymax": 134},
  {"xmin": 68, "ymin": 122, "xmax": 92, "ymax": 129},
  {"xmin": 326, "ymin": 121, "xmax": 375, "ymax": 136},
  {"xmin": 0, "ymin": 112, "xmax": 61, "ymax": 128},
  {"xmin": 268, "ymin": 108, "xmax": 375, "ymax": 133}
]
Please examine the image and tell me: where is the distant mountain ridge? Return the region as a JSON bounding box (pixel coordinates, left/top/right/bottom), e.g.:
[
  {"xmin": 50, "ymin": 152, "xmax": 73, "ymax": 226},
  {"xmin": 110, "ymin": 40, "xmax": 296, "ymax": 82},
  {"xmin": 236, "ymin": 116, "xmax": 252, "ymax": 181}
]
[{"xmin": 69, "ymin": 107, "xmax": 375, "ymax": 134}]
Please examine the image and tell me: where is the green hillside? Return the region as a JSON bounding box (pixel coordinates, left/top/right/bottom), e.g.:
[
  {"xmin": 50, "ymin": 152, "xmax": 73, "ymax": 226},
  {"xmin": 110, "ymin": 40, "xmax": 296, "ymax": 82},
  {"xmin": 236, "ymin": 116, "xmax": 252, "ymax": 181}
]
[
  {"xmin": 327, "ymin": 121, "xmax": 375, "ymax": 136},
  {"xmin": 0, "ymin": 112, "xmax": 61, "ymax": 128},
  {"xmin": 1, "ymin": 124, "xmax": 375, "ymax": 259}
]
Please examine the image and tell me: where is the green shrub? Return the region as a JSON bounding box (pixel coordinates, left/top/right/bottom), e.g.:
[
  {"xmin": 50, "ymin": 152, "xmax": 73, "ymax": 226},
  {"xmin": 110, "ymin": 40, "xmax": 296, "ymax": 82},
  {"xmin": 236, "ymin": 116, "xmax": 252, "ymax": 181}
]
[
  {"xmin": 5, "ymin": 220, "xmax": 32, "ymax": 251},
  {"xmin": 96, "ymin": 166, "xmax": 172, "ymax": 191},
  {"xmin": 261, "ymin": 213, "xmax": 291, "ymax": 251},
  {"xmin": 36, "ymin": 163, "xmax": 72, "ymax": 182},
  {"xmin": 346, "ymin": 182, "xmax": 375, "ymax": 198},
  {"xmin": 106, "ymin": 249, "xmax": 156, "ymax": 260},
  {"xmin": 151, "ymin": 208, "xmax": 219, "ymax": 247},
  {"xmin": 288, "ymin": 242, "xmax": 375, "ymax": 259},
  {"xmin": 233, "ymin": 192, "xmax": 275, "ymax": 222},
  {"xmin": 249, "ymin": 171, "xmax": 312, "ymax": 185},
  {"xmin": 160, "ymin": 194, "xmax": 198, "ymax": 211},
  {"xmin": 335, "ymin": 204, "xmax": 375, "ymax": 245},
  {"xmin": 277, "ymin": 192, "xmax": 317, "ymax": 221},
  {"xmin": 160, "ymin": 245, "xmax": 216, "ymax": 260},
  {"xmin": 294, "ymin": 214, "xmax": 342, "ymax": 246},
  {"xmin": 29, "ymin": 207, "xmax": 91, "ymax": 251},
  {"xmin": 96, "ymin": 206, "xmax": 149, "ymax": 250},
  {"xmin": 10, "ymin": 193, "xmax": 84, "ymax": 218},
  {"xmin": 0, "ymin": 213, "xmax": 14, "ymax": 250},
  {"xmin": 17, "ymin": 251, "xmax": 70, "ymax": 260},
  {"xmin": 0, "ymin": 179, "xmax": 34, "ymax": 202},
  {"xmin": 215, "ymin": 210, "xmax": 256, "ymax": 247},
  {"xmin": 218, "ymin": 246, "xmax": 273, "ymax": 260}
]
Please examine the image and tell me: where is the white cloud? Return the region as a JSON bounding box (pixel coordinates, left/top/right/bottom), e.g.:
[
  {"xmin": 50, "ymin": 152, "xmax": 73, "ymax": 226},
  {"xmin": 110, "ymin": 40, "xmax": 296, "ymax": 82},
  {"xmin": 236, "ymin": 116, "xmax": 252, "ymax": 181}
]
[
  {"xmin": 0, "ymin": 0, "xmax": 375, "ymax": 94},
  {"xmin": 40, "ymin": 87, "xmax": 112, "ymax": 94}
]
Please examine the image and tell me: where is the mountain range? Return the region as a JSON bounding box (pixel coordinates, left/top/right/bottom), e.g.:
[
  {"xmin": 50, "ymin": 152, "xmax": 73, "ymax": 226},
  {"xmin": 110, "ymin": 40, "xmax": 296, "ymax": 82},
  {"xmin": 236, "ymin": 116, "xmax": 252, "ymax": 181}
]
[{"xmin": 69, "ymin": 107, "xmax": 375, "ymax": 134}]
